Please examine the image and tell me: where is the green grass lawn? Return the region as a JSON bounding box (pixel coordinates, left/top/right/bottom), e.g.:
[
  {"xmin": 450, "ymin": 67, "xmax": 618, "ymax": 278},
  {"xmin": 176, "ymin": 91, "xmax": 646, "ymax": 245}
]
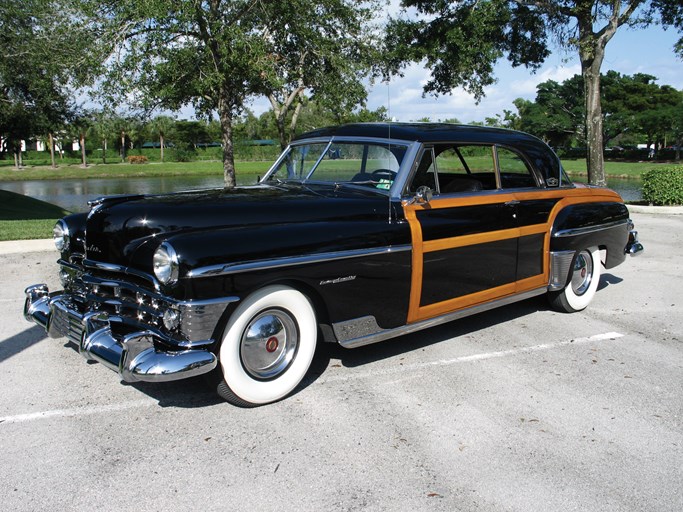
[{"xmin": 0, "ymin": 190, "xmax": 71, "ymax": 241}]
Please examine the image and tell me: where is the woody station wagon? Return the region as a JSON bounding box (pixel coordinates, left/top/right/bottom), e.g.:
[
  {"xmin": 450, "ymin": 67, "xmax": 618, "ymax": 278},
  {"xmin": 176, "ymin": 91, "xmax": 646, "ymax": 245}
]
[{"xmin": 24, "ymin": 123, "xmax": 643, "ymax": 406}]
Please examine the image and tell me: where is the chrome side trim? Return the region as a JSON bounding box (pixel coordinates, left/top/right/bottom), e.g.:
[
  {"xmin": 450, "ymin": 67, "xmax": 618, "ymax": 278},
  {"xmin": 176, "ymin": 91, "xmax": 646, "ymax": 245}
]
[
  {"xmin": 187, "ymin": 245, "xmax": 412, "ymax": 279},
  {"xmin": 337, "ymin": 287, "xmax": 547, "ymax": 349},
  {"xmin": 553, "ymin": 219, "xmax": 628, "ymax": 238},
  {"xmin": 548, "ymin": 250, "xmax": 576, "ymax": 291}
]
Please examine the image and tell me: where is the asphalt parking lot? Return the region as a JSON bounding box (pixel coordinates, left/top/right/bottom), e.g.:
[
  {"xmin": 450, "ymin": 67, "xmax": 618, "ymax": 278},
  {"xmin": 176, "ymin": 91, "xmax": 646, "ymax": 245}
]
[{"xmin": 0, "ymin": 211, "xmax": 681, "ymax": 512}]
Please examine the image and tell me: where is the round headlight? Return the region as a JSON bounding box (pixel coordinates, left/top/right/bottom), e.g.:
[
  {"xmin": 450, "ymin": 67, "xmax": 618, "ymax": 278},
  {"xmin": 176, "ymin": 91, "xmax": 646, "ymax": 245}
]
[
  {"xmin": 153, "ymin": 242, "xmax": 179, "ymax": 285},
  {"xmin": 53, "ymin": 220, "xmax": 70, "ymax": 252}
]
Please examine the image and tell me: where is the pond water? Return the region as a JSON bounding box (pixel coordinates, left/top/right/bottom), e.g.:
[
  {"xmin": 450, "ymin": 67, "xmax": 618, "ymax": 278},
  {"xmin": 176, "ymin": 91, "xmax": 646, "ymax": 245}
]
[{"xmin": 1, "ymin": 174, "xmax": 642, "ymax": 213}]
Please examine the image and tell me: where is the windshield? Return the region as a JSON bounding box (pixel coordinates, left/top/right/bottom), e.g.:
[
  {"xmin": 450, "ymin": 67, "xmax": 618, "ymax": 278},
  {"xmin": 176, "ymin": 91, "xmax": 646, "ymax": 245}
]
[{"xmin": 266, "ymin": 141, "xmax": 408, "ymax": 191}]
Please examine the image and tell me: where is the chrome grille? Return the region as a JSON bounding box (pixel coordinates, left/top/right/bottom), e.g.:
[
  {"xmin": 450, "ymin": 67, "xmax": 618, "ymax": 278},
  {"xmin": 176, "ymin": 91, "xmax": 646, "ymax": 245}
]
[
  {"xmin": 58, "ymin": 261, "xmax": 236, "ymax": 345},
  {"xmin": 67, "ymin": 274, "xmax": 171, "ymax": 332},
  {"xmin": 51, "ymin": 299, "xmax": 84, "ymax": 345}
]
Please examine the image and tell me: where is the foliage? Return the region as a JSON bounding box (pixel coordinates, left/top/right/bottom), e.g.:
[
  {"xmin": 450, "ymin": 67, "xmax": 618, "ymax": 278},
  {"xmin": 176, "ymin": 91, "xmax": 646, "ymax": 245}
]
[
  {"xmin": 642, "ymin": 166, "xmax": 683, "ymax": 205},
  {"xmin": 513, "ymin": 72, "xmax": 683, "ymax": 152},
  {"xmin": 261, "ymin": 1, "xmax": 382, "ymax": 149},
  {"xmin": 127, "ymin": 155, "xmax": 148, "ymax": 164},
  {"xmin": 0, "ymin": 0, "xmax": 99, "ymax": 166},
  {"xmin": 388, "ymin": 0, "xmax": 683, "ymax": 186},
  {"xmin": 85, "ymin": 0, "xmax": 382, "ymax": 187}
]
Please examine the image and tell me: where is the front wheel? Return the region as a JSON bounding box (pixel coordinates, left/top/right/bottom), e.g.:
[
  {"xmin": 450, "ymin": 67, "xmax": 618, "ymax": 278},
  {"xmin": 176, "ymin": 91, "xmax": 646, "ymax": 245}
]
[
  {"xmin": 548, "ymin": 247, "xmax": 601, "ymax": 313},
  {"xmin": 214, "ymin": 285, "xmax": 317, "ymax": 406}
]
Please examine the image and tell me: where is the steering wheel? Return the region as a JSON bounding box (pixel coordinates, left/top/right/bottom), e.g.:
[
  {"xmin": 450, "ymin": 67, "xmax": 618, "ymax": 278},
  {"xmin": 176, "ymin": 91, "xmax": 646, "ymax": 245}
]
[{"xmin": 370, "ymin": 169, "xmax": 397, "ymax": 181}]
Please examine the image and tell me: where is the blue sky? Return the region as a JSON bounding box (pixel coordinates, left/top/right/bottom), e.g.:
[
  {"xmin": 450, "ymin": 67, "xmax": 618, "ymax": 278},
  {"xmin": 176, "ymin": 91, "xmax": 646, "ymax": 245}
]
[{"xmin": 361, "ymin": 21, "xmax": 683, "ymax": 124}]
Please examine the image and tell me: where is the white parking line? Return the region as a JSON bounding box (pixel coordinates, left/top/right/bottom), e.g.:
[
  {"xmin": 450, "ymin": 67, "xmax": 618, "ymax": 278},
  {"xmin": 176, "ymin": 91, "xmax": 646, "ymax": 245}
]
[
  {"xmin": 0, "ymin": 399, "xmax": 156, "ymax": 425},
  {"xmin": 321, "ymin": 331, "xmax": 625, "ymax": 383},
  {"xmin": 0, "ymin": 332, "xmax": 624, "ymax": 425}
]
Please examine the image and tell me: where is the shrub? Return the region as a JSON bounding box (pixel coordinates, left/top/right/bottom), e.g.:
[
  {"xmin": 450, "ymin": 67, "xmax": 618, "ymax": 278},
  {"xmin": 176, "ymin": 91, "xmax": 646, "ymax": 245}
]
[
  {"xmin": 642, "ymin": 166, "xmax": 683, "ymax": 206},
  {"xmin": 172, "ymin": 148, "xmax": 194, "ymax": 162},
  {"xmin": 127, "ymin": 155, "xmax": 149, "ymax": 164}
]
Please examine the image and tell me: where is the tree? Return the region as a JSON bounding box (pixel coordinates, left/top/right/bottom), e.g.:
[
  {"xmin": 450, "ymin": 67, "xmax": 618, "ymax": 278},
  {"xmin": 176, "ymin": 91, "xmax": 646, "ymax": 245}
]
[
  {"xmin": 260, "ymin": 1, "xmax": 380, "ymax": 151},
  {"xmin": 0, "ymin": 0, "xmax": 95, "ymax": 168},
  {"xmin": 88, "ymin": 0, "xmax": 381, "ymax": 187},
  {"xmin": 388, "ymin": 1, "xmax": 683, "ymax": 186},
  {"xmin": 69, "ymin": 113, "xmax": 93, "ymax": 168},
  {"xmin": 513, "ymin": 71, "xmax": 683, "ymax": 152},
  {"xmin": 90, "ymin": 110, "xmax": 116, "ymax": 164},
  {"xmin": 147, "ymin": 116, "xmax": 175, "ymax": 162},
  {"xmin": 514, "ymin": 78, "xmax": 584, "ymax": 148}
]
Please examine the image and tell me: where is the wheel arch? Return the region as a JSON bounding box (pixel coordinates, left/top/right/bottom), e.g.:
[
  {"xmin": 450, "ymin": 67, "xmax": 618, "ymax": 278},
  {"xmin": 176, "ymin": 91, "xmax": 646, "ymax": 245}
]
[{"xmin": 206, "ymin": 276, "xmax": 335, "ymax": 349}]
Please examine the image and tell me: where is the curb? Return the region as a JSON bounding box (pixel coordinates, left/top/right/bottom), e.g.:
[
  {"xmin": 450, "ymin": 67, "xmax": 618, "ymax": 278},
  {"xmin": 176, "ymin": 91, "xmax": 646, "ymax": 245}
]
[
  {"xmin": 0, "ymin": 239, "xmax": 55, "ymax": 255},
  {"xmin": 626, "ymin": 204, "xmax": 683, "ymax": 215}
]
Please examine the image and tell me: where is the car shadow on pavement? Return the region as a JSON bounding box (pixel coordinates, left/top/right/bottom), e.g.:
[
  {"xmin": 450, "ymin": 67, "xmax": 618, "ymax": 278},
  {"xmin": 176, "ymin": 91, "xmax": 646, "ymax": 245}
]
[
  {"xmin": 598, "ymin": 272, "xmax": 623, "ymax": 291},
  {"xmin": 0, "ymin": 324, "xmax": 48, "ymax": 364},
  {"xmin": 322, "ymin": 295, "xmax": 551, "ymax": 370},
  {"xmin": 124, "ymin": 377, "xmax": 225, "ymax": 408}
]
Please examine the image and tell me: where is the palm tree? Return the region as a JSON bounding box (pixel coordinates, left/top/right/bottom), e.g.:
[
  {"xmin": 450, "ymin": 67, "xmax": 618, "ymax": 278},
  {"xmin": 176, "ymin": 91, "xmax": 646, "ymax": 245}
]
[{"xmin": 148, "ymin": 115, "xmax": 175, "ymax": 162}]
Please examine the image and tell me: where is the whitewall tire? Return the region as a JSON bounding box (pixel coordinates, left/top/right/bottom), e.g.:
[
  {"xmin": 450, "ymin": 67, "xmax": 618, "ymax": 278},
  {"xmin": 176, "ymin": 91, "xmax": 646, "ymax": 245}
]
[
  {"xmin": 216, "ymin": 285, "xmax": 317, "ymax": 406},
  {"xmin": 549, "ymin": 246, "xmax": 601, "ymax": 313}
]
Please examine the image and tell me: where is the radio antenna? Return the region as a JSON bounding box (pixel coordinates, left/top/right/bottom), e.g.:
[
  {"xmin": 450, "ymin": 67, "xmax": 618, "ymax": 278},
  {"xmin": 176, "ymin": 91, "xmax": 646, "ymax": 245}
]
[{"xmin": 387, "ymin": 76, "xmax": 391, "ymax": 141}]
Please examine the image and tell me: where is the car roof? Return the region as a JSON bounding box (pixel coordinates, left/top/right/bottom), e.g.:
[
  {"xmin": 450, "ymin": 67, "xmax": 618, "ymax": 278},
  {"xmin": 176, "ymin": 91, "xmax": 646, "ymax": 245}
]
[{"xmin": 295, "ymin": 122, "xmax": 541, "ymax": 146}]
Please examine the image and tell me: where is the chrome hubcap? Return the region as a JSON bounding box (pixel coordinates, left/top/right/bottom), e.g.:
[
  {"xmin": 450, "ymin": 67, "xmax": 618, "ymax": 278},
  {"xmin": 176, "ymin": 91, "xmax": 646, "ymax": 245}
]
[
  {"xmin": 240, "ymin": 309, "xmax": 298, "ymax": 380},
  {"xmin": 571, "ymin": 250, "xmax": 593, "ymax": 296}
]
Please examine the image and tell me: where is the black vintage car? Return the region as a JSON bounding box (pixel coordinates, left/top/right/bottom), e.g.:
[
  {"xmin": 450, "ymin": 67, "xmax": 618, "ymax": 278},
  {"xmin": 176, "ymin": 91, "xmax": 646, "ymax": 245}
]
[{"xmin": 24, "ymin": 123, "xmax": 643, "ymax": 406}]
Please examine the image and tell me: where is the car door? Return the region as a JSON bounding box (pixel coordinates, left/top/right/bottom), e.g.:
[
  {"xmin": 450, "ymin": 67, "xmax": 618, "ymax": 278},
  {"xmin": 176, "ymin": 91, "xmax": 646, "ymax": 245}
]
[{"xmin": 402, "ymin": 144, "xmax": 522, "ymax": 323}]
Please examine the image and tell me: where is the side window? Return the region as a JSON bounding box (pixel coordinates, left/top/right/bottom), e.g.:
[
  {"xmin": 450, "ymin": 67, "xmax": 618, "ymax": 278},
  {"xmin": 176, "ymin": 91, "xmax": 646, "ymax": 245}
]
[
  {"xmin": 435, "ymin": 145, "xmax": 496, "ymax": 193},
  {"xmin": 497, "ymin": 147, "xmax": 538, "ymax": 189},
  {"xmin": 407, "ymin": 148, "xmax": 437, "ymax": 193}
]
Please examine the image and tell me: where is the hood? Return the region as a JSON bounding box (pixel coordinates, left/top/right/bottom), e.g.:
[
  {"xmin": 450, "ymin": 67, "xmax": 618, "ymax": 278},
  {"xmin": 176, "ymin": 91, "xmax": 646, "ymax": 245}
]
[{"xmin": 84, "ymin": 183, "xmax": 389, "ymax": 266}]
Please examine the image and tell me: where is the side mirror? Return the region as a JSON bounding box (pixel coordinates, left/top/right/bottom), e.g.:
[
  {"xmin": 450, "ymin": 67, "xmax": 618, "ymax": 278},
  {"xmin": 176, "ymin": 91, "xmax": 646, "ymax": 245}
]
[
  {"xmin": 403, "ymin": 185, "xmax": 433, "ymax": 206},
  {"xmin": 415, "ymin": 185, "xmax": 433, "ymax": 204}
]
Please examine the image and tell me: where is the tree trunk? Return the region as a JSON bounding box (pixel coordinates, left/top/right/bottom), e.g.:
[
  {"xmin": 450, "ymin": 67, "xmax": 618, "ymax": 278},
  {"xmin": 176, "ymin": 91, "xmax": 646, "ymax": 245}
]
[
  {"xmin": 160, "ymin": 133, "xmax": 165, "ymax": 162},
  {"xmin": 218, "ymin": 93, "xmax": 237, "ymax": 188},
  {"xmin": 120, "ymin": 130, "xmax": 126, "ymax": 162},
  {"xmin": 49, "ymin": 132, "xmax": 57, "ymax": 169},
  {"xmin": 582, "ymin": 60, "xmax": 606, "ymax": 187},
  {"xmin": 80, "ymin": 133, "xmax": 87, "ymax": 168},
  {"xmin": 289, "ymin": 100, "xmax": 304, "ymax": 147},
  {"xmin": 276, "ymin": 113, "xmax": 287, "ymax": 152}
]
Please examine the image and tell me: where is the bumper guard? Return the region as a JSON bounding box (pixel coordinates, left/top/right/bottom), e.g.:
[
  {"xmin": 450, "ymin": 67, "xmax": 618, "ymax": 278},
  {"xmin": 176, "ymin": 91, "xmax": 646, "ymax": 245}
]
[{"xmin": 23, "ymin": 284, "xmax": 217, "ymax": 383}]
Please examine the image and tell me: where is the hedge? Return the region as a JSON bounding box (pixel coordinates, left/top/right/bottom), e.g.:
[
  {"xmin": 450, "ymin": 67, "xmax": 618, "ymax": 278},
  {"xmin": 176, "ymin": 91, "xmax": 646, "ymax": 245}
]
[{"xmin": 642, "ymin": 166, "xmax": 683, "ymax": 206}]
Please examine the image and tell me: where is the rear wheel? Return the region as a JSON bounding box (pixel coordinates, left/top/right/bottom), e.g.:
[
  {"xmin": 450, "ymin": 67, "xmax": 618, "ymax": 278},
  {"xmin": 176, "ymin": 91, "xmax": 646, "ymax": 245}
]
[
  {"xmin": 549, "ymin": 247, "xmax": 601, "ymax": 313},
  {"xmin": 215, "ymin": 285, "xmax": 317, "ymax": 406}
]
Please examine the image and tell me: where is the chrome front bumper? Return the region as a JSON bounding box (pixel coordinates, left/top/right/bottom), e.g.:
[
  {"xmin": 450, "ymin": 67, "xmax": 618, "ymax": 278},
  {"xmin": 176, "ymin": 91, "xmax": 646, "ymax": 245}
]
[{"xmin": 23, "ymin": 284, "xmax": 218, "ymax": 383}]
